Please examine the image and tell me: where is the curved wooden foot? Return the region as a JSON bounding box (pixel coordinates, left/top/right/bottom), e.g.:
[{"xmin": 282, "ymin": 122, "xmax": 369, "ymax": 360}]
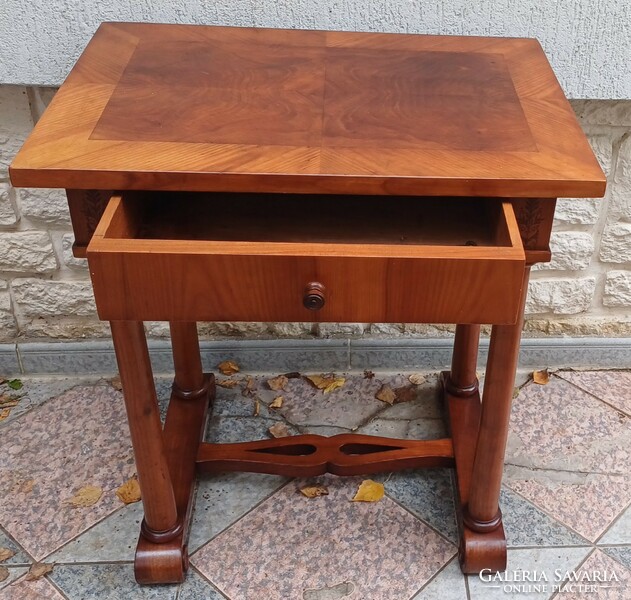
[
  {"xmin": 458, "ymin": 519, "xmax": 507, "ymax": 574},
  {"xmin": 135, "ymin": 537, "xmax": 188, "ymax": 584}
]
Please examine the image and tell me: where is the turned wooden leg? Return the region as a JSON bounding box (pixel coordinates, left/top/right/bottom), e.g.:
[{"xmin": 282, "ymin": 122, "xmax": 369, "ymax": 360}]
[
  {"xmin": 110, "ymin": 321, "xmax": 179, "ymax": 538},
  {"xmin": 447, "ymin": 324, "xmax": 481, "ymax": 396}
]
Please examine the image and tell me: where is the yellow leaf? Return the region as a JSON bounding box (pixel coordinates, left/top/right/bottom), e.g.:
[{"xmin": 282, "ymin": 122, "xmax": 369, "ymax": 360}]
[
  {"xmin": 0, "ymin": 547, "xmax": 15, "ymax": 562},
  {"xmin": 268, "ymin": 422, "xmax": 291, "ymax": 438},
  {"xmin": 0, "ymin": 394, "xmax": 19, "ymax": 407},
  {"xmin": 253, "ymin": 398, "xmax": 260, "ymax": 417},
  {"xmin": 300, "ymin": 485, "xmax": 329, "ymax": 498},
  {"xmin": 25, "ymin": 563, "xmax": 53, "ymax": 581},
  {"xmin": 352, "ymin": 479, "xmax": 385, "ymax": 502},
  {"xmin": 0, "ymin": 409, "xmax": 10, "ymax": 421},
  {"xmin": 116, "ymin": 478, "xmax": 141, "ymax": 504},
  {"xmin": 270, "ymin": 396, "xmax": 284, "ymax": 409},
  {"xmin": 216, "ymin": 379, "xmax": 239, "ymax": 389},
  {"xmin": 323, "ymin": 378, "xmax": 345, "ymax": 394},
  {"xmin": 375, "ymin": 384, "xmax": 396, "ymax": 405},
  {"xmin": 218, "ymin": 360, "xmax": 240, "ymax": 376},
  {"xmin": 66, "ymin": 485, "xmax": 103, "ymax": 508},
  {"xmin": 408, "ymin": 373, "xmax": 426, "ymax": 385},
  {"xmin": 267, "ymin": 375, "xmax": 288, "ymax": 391},
  {"xmin": 0, "ymin": 566, "xmax": 8, "ymax": 582},
  {"xmin": 532, "ymin": 369, "xmax": 550, "ymax": 385}
]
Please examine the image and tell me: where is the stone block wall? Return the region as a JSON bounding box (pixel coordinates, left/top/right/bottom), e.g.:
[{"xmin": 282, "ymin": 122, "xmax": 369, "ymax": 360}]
[{"xmin": 0, "ymin": 85, "xmax": 630, "ymax": 342}]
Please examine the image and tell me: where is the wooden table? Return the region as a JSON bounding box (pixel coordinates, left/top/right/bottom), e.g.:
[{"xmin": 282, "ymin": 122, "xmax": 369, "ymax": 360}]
[{"xmin": 11, "ymin": 22, "xmax": 605, "ymax": 584}]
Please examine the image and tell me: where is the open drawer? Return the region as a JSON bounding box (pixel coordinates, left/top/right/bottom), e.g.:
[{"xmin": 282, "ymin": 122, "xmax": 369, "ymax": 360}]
[{"xmin": 87, "ymin": 192, "xmax": 526, "ymax": 324}]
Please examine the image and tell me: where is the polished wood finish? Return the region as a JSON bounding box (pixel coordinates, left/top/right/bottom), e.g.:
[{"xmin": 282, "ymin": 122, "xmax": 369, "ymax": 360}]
[
  {"xmin": 10, "ymin": 23, "xmax": 607, "ymax": 585},
  {"xmin": 11, "ymin": 23, "xmax": 605, "ymax": 198},
  {"xmin": 87, "ymin": 194, "xmax": 526, "ymax": 324}
]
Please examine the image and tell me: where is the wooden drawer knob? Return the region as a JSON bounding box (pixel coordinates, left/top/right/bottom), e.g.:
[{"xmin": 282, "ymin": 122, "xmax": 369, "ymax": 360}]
[{"xmin": 303, "ymin": 282, "xmax": 326, "ymax": 311}]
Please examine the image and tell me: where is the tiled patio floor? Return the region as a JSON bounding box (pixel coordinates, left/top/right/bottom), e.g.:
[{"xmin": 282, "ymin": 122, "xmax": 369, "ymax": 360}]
[{"xmin": 0, "ymin": 369, "xmax": 629, "ymax": 599}]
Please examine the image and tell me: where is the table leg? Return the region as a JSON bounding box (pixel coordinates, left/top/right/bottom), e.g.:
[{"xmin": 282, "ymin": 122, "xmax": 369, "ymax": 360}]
[{"xmin": 447, "ymin": 324, "xmax": 481, "ymax": 396}]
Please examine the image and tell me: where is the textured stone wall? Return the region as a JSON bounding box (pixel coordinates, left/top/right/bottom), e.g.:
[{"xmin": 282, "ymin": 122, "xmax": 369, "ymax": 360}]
[{"xmin": 0, "ymin": 85, "xmax": 630, "ymax": 342}]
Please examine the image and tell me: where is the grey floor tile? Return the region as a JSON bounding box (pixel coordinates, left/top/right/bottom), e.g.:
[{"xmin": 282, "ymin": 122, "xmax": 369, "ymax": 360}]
[
  {"xmin": 599, "ymin": 504, "xmax": 631, "ymax": 545},
  {"xmin": 47, "ymin": 503, "xmax": 144, "ymax": 563},
  {"xmin": 298, "ymin": 425, "xmax": 352, "ymax": 436},
  {"xmin": 500, "ymin": 488, "xmax": 588, "ymax": 547},
  {"xmin": 468, "ymin": 546, "xmax": 590, "ymax": 600},
  {"xmin": 602, "ymin": 546, "xmax": 631, "ymax": 570},
  {"xmin": 0, "ymin": 528, "xmax": 31, "ymax": 565},
  {"xmin": 205, "ymin": 415, "xmax": 298, "ymax": 443},
  {"xmin": 411, "ymin": 557, "xmax": 467, "ymax": 600},
  {"xmin": 177, "ymin": 568, "xmax": 225, "ymax": 600},
  {"xmin": 357, "ymin": 418, "xmax": 409, "ymax": 438},
  {"xmin": 408, "ymin": 418, "xmax": 447, "ymax": 439},
  {"xmin": 0, "ymin": 567, "xmax": 29, "ymax": 591},
  {"xmin": 49, "ymin": 563, "xmax": 178, "ymax": 600},
  {"xmin": 381, "ymin": 469, "xmax": 458, "ymax": 543},
  {"xmin": 189, "ymin": 472, "xmax": 287, "ymax": 553}
]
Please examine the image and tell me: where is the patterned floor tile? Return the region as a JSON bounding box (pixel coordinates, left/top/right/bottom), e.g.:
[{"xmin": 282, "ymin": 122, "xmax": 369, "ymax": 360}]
[
  {"xmin": 205, "ymin": 415, "xmax": 299, "ymax": 443},
  {"xmin": 500, "ymin": 488, "xmax": 588, "ymax": 547},
  {"xmin": 356, "ymin": 418, "xmax": 409, "ymax": 438},
  {"xmin": 0, "ymin": 528, "xmax": 31, "ymax": 565},
  {"xmin": 0, "ymin": 568, "xmax": 29, "ymax": 592},
  {"xmin": 410, "ymin": 557, "xmax": 468, "ymax": 600},
  {"xmin": 602, "ymin": 546, "xmax": 631, "ymax": 570},
  {"xmin": 408, "ymin": 418, "xmax": 447, "ymax": 439},
  {"xmin": 468, "ymin": 546, "xmax": 590, "ymax": 600},
  {"xmin": 176, "ymin": 568, "xmax": 225, "ymax": 600},
  {"xmin": 556, "ymin": 549, "xmax": 631, "ymax": 599},
  {"xmin": 0, "ymin": 385, "xmax": 136, "ymax": 560},
  {"xmin": 47, "ymin": 502, "xmax": 143, "ymax": 563},
  {"xmin": 192, "ymin": 475, "xmax": 456, "ymax": 600},
  {"xmin": 600, "ymin": 504, "xmax": 631, "ymax": 545},
  {"xmin": 188, "ymin": 472, "xmax": 287, "ymax": 552},
  {"xmin": 557, "ymin": 370, "xmax": 631, "ymax": 415},
  {"xmin": 380, "ymin": 469, "xmax": 458, "ymax": 543},
  {"xmin": 49, "ymin": 563, "xmax": 178, "ymax": 599},
  {"xmin": 0, "ymin": 574, "xmax": 66, "ymax": 600}
]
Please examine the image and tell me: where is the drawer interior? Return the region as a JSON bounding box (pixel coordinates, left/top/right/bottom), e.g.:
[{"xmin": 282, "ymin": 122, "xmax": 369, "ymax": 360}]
[{"xmin": 100, "ymin": 192, "xmax": 518, "ymax": 249}]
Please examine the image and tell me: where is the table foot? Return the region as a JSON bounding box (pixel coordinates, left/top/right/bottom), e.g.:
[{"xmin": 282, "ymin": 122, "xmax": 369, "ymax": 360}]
[
  {"xmin": 133, "ymin": 373, "xmax": 215, "ymax": 584},
  {"xmin": 441, "ymin": 371, "xmax": 507, "ymax": 574}
]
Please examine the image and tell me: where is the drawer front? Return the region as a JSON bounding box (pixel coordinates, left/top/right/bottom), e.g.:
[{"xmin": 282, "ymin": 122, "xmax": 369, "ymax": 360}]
[
  {"xmin": 87, "ymin": 194, "xmax": 526, "ymax": 324},
  {"xmin": 88, "ymin": 251, "xmax": 524, "ymax": 324}
]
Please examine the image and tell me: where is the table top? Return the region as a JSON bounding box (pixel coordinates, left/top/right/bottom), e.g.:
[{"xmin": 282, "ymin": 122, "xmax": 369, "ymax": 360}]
[{"xmin": 10, "ymin": 22, "xmax": 605, "ymax": 198}]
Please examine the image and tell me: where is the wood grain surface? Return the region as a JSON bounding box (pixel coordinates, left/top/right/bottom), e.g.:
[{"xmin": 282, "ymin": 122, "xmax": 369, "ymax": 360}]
[{"xmin": 11, "ymin": 22, "xmax": 605, "ymax": 198}]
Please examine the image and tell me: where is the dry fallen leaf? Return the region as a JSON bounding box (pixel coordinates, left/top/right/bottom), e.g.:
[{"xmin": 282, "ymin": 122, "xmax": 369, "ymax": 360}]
[
  {"xmin": 253, "ymin": 398, "xmax": 260, "ymax": 417},
  {"xmin": 0, "ymin": 566, "xmax": 8, "ymax": 582},
  {"xmin": 306, "ymin": 375, "xmax": 346, "ymax": 394},
  {"xmin": 242, "ymin": 376, "xmax": 256, "ymax": 397},
  {"xmin": 0, "ymin": 396, "xmax": 18, "ymax": 408},
  {"xmin": 116, "ymin": 477, "xmax": 141, "ymax": 504},
  {"xmin": 66, "ymin": 485, "xmax": 103, "ymax": 508},
  {"xmin": 18, "ymin": 479, "xmax": 35, "ymax": 494},
  {"xmin": 512, "ymin": 387, "xmax": 520, "ymax": 399},
  {"xmin": 352, "ymin": 479, "xmax": 385, "ymax": 502},
  {"xmin": 394, "ymin": 384, "xmax": 417, "ymax": 403},
  {"xmin": 0, "ymin": 409, "xmax": 10, "ymax": 422},
  {"xmin": 532, "ymin": 369, "xmax": 550, "ymax": 385},
  {"xmin": 267, "ymin": 375, "xmax": 288, "ymax": 391},
  {"xmin": 216, "ymin": 378, "xmax": 239, "ymax": 389},
  {"xmin": 270, "ymin": 396, "xmax": 284, "ymax": 409},
  {"xmin": 300, "ymin": 485, "xmax": 329, "ymax": 498},
  {"xmin": 0, "ymin": 547, "xmax": 15, "ymax": 562},
  {"xmin": 363, "ymin": 370, "xmax": 375, "ymax": 380},
  {"xmin": 110, "ymin": 375, "xmax": 123, "ymax": 391},
  {"xmin": 218, "ymin": 360, "xmax": 240, "ymax": 376},
  {"xmin": 408, "ymin": 373, "xmax": 426, "ymax": 386},
  {"xmin": 268, "ymin": 422, "xmax": 291, "ymax": 438},
  {"xmin": 283, "ymin": 371, "xmax": 302, "ymax": 379},
  {"xmin": 375, "ymin": 384, "xmax": 396, "ymax": 405},
  {"xmin": 25, "ymin": 563, "xmax": 53, "ymax": 581}
]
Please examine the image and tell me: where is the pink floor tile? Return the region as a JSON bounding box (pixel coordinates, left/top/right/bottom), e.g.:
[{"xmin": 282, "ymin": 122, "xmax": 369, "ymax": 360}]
[
  {"xmin": 192, "ymin": 475, "xmax": 455, "ymax": 600},
  {"xmin": 557, "ymin": 371, "xmax": 631, "ymax": 416},
  {"xmin": 0, "ymin": 575, "xmax": 66, "ymax": 600},
  {"xmin": 0, "ymin": 385, "xmax": 136, "ymax": 560}
]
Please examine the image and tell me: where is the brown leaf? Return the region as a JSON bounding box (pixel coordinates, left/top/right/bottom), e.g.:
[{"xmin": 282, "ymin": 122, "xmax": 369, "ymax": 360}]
[
  {"xmin": 0, "ymin": 377, "xmax": 6, "ymax": 385},
  {"xmin": 268, "ymin": 422, "xmax": 291, "ymax": 438},
  {"xmin": 306, "ymin": 375, "xmax": 345, "ymax": 394},
  {"xmin": 283, "ymin": 371, "xmax": 302, "ymax": 379},
  {"xmin": 363, "ymin": 370, "xmax": 375, "ymax": 379},
  {"xmin": 218, "ymin": 360, "xmax": 240, "ymax": 376},
  {"xmin": 0, "ymin": 409, "xmax": 10, "ymax": 422},
  {"xmin": 300, "ymin": 485, "xmax": 329, "ymax": 498},
  {"xmin": 267, "ymin": 375, "xmax": 288, "ymax": 391},
  {"xmin": 253, "ymin": 398, "xmax": 260, "ymax": 417},
  {"xmin": 375, "ymin": 384, "xmax": 396, "ymax": 405},
  {"xmin": 352, "ymin": 479, "xmax": 384, "ymax": 502},
  {"xmin": 110, "ymin": 375, "xmax": 123, "ymax": 391},
  {"xmin": 65, "ymin": 485, "xmax": 103, "ymax": 508},
  {"xmin": 532, "ymin": 369, "xmax": 550, "ymax": 385},
  {"xmin": 116, "ymin": 478, "xmax": 141, "ymax": 504},
  {"xmin": 216, "ymin": 378, "xmax": 239, "ymax": 389},
  {"xmin": 25, "ymin": 563, "xmax": 53, "ymax": 581},
  {"xmin": 394, "ymin": 384, "xmax": 417, "ymax": 403},
  {"xmin": 0, "ymin": 396, "xmax": 18, "ymax": 408},
  {"xmin": 270, "ymin": 396, "xmax": 284, "ymax": 409},
  {"xmin": 0, "ymin": 547, "xmax": 15, "ymax": 562},
  {"xmin": 0, "ymin": 566, "xmax": 8, "ymax": 582},
  {"xmin": 512, "ymin": 387, "xmax": 520, "ymax": 399},
  {"xmin": 242, "ymin": 376, "xmax": 256, "ymax": 397},
  {"xmin": 408, "ymin": 373, "xmax": 426, "ymax": 385},
  {"xmin": 18, "ymin": 479, "xmax": 35, "ymax": 494}
]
